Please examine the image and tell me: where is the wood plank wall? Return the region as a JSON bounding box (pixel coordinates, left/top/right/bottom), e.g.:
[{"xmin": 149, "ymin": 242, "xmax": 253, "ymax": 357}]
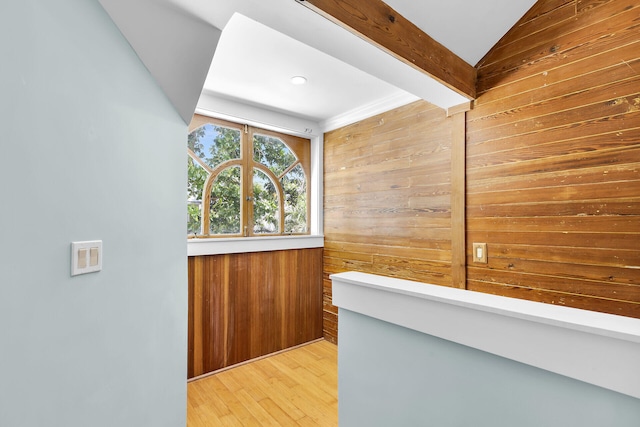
[
  {"xmin": 188, "ymin": 248, "xmax": 323, "ymax": 378},
  {"xmin": 467, "ymin": 0, "xmax": 640, "ymax": 317},
  {"xmin": 322, "ymin": 0, "xmax": 640, "ymax": 343},
  {"xmin": 323, "ymin": 102, "xmax": 459, "ymax": 343}
]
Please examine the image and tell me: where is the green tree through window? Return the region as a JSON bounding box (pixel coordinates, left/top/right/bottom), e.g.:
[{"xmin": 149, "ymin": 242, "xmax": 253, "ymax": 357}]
[{"xmin": 187, "ymin": 115, "xmax": 310, "ymax": 238}]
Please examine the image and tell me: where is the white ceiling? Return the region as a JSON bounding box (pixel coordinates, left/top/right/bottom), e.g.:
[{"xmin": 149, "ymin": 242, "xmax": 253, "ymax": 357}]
[
  {"xmin": 197, "ymin": 0, "xmax": 536, "ymax": 125},
  {"xmin": 204, "ymin": 13, "xmax": 412, "ymax": 122},
  {"xmin": 101, "ymin": 0, "xmax": 537, "ymax": 127}
]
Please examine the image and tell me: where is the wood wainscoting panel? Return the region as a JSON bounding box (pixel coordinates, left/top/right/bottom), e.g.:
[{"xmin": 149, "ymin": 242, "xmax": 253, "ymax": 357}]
[
  {"xmin": 467, "ymin": 0, "xmax": 640, "ymax": 317},
  {"xmin": 188, "ymin": 248, "xmax": 323, "ymax": 378}
]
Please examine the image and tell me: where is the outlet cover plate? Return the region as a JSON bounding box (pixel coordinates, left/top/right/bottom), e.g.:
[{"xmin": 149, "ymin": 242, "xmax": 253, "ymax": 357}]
[{"xmin": 472, "ymin": 242, "xmax": 488, "ymax": 264}]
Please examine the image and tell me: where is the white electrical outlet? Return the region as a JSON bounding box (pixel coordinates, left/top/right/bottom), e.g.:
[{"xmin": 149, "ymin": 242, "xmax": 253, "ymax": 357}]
[{"xmin": 71, "ymin": 240, "xmax": 102, "ymax": 276}]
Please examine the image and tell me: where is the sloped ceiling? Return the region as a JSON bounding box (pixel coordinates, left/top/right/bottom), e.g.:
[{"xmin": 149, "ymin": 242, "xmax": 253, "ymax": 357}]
[
  {"xmin": 98, "ymin": 0, "xmax": 222, "ymax": 124},
  {"xmin": 385, "ymin": 0, "xmax": 537, "ymax": 66},
  {"xmin": 99, "ymin": 0, "xmax": 537, "ymax": 125}
]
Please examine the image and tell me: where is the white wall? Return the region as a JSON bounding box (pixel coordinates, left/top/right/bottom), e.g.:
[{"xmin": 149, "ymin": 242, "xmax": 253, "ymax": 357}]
[{"xmin": 0, "ymin": 1, "xmax": 187, "ymax": 425}]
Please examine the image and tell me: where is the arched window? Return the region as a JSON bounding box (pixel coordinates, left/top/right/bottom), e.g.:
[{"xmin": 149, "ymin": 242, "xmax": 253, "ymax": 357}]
[{"xmin": 187, "ymin": 115, "xmax": 310, "ymax": 238}]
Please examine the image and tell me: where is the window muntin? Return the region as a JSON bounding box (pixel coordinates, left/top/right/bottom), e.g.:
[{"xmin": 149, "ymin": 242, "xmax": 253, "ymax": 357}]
[{"xmin": 187, "ymin": 115, "xmax": 310, "ymax": 238}]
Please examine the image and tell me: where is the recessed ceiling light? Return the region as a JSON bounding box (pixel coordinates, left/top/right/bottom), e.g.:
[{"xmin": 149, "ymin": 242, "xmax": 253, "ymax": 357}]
[{"xmin": 290, "ymin": 76, "xmax": 307, "ymax": 85}]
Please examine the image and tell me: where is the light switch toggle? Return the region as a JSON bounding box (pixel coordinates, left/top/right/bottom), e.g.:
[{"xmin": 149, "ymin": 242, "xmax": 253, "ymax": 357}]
[
  {"xmin": 89, "ymin": 247, "xmax": 99, "ymax": 266},
  {"xmin": 78, "ymin": 248, "xmax": 88, "ymax": 269},
  {"xmin": 72, "ymin": 240, "xmax": 102, "ymax": 276}
]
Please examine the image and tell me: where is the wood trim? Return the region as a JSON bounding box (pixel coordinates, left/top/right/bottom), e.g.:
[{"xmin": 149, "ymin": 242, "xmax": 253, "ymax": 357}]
[
  {"xmin": 446, "ymin": 101, "xmax": 472, "ymax": 117},
  {"xmin": 188, "ymin": 114, "xmax": 242, "ymax": 134},
  {"xmin": 242, "ymin": 124, "xmax": 252, "ymax": 236},
  {"xmin": 187, "ymin": 338, "xmax": 325, "ymax": 383},
  {"xmin": 296, "ymin": 0, "xmax": 476, "ymax": 99},
  {"xmin": 450, "ymin": 111, "xmax": 466, "ymax": 289}
]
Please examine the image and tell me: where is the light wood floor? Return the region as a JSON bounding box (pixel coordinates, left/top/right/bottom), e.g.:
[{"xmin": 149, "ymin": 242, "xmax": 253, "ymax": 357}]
[{"xmin": 187, "ymin": 340, "xmax": 338, "ymax": 426}]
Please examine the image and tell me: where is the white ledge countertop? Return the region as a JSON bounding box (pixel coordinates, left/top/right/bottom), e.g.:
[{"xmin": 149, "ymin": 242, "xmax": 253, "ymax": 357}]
[{"xmin": 331, "ymin": 271, "xmax": 640, "ymax": 400}]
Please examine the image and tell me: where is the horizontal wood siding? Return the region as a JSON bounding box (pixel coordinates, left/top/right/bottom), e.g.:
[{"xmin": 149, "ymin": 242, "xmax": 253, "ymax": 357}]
[
  {"xmin": 323, "ymin": 101, "xmax": 458, "ymax": 343},
  {"xmin": 188, "ymin": 248, "xmax": 323, "ymax": 378},
  {"xmin": 467, "ymin": 0, "xmax": 640, "ymax": 317}
]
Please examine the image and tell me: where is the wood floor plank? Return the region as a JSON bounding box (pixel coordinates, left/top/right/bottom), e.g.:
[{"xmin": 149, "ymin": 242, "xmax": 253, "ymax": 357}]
[
  {"xmin": 234, "ymin": 389, "xmax": 281, "ymax": 426},
  {"xmin": 192, "ymin": 378, "xmax": 232, "ymax": 418},
  {"xmin": 248, "ymin": 360, "xmax": 313, "ymax": 422},
  {"xmin": 258, "ymin": 398, "xmax": 300, "ymax": 427},
  {"xmin": 187, "ymin": 340, "xmax": 338, "ymax": 427},
  {"xmin": 212, "ymin": 379, "xmax": 257, "ymax": 426}
]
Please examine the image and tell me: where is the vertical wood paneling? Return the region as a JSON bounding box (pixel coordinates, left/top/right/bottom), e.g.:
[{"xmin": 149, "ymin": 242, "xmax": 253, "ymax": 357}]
[
  {"xmin": 323, "ymin": 100, "xmax": 462, "ymax": 343},
  {"xmin": 467, "ymin": 0, "xmax": 640, "ymax": 317},
  {"xmin": 451, "ymin": 112, "xmax": 467, "ymax": 289},
  {"xmin": 188, "ymin": 248, "xmax": 323, "ymax": 378}
]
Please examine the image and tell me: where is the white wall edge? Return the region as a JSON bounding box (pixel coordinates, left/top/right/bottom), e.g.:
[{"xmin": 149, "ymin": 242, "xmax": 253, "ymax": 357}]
[
  {"xmin": 319, "ymin": 91, "xmax": 421, "ymax": 133},
  {"xmin": 310, "ymin": 134, "xmax": 324, "ymax": 236},
  {"xmin": 331, "ymin": 271, "xmax": 640, "ymax": 400},
  {"xmin": 196, "ymin": 94, "xmax": 321, "ymax": 137},
  {"xmin": 188, "ymin": 235, "xmax": 324, "ymax": 256}
]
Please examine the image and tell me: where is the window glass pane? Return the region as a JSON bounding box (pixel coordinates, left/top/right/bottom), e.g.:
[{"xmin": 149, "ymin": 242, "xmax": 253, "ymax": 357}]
[
  {"xmin": 253, "ymin": 134, "xmax": 296, "ymax": 177},
  {"xmin": 253, "ymin": 169, "xmax": 280, "ymax": 234},
  {"xmin": 282, "ymin": 165, "xmax": 307, "ymax": 233},
  {"xmin": 189, "ymin": 124, "xmax": 241, "ymax": 169},
  {"xmin": 210, "ymin": 166, "xmax": 241, "ymax": 235},
  {"xmin": 187, "ymin": 155, "xmax": 207, "ymax": 235}
]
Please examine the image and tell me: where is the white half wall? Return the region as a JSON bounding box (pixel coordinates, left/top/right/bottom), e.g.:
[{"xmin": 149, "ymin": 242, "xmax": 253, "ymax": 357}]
[
  {"xmin": 332, "ymin": 272, "xmax": 640, "ymax": 399},
  {"xmin": 333, "ymin": 272, "xmax": 640, "ymax": 426}
]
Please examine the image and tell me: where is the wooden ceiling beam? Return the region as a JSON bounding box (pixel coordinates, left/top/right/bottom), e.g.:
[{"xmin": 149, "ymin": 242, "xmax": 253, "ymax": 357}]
[{"xmin": 296, "ymin": 0, "xmax": 476, "ymax": 100}]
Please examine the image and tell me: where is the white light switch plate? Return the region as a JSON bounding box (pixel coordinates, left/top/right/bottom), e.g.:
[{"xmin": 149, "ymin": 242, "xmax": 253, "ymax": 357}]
[{"xmin": 71, "ymin": 240, "xmax": 102, "ymax": 276}]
